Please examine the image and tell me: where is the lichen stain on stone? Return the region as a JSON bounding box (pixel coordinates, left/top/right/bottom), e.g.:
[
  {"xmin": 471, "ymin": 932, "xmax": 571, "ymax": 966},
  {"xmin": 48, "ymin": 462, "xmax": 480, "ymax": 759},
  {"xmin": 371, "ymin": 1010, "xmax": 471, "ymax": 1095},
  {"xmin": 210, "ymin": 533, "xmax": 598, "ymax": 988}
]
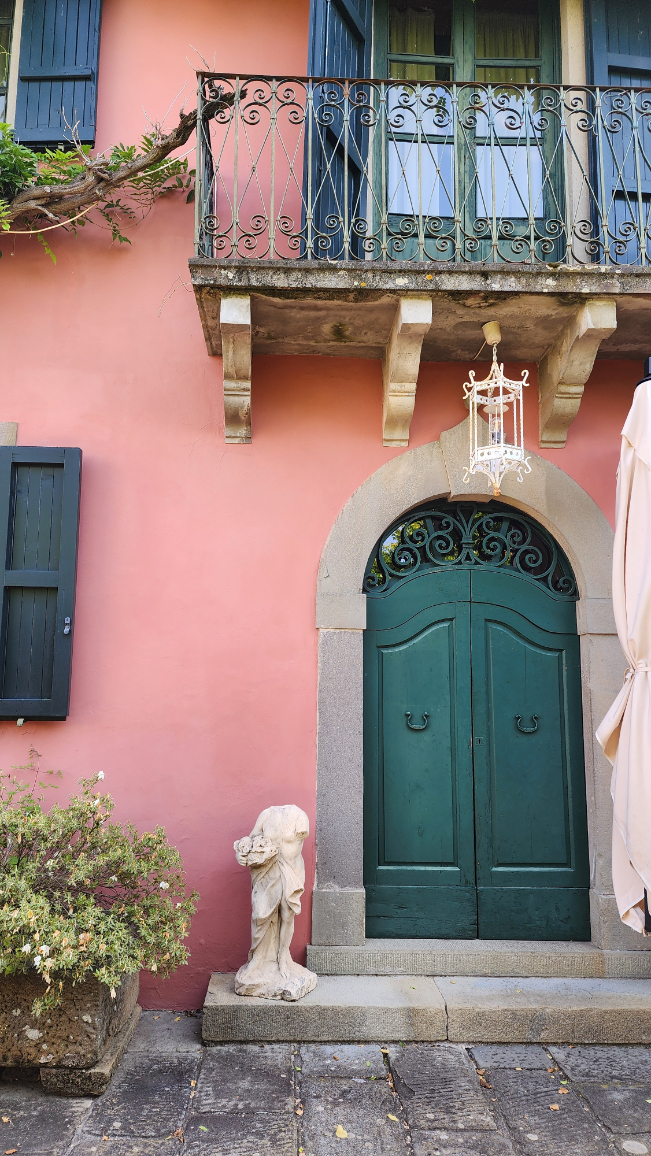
[{"xmin": 331, "ymin": 322, "xmax": 352, "ymax": 342}]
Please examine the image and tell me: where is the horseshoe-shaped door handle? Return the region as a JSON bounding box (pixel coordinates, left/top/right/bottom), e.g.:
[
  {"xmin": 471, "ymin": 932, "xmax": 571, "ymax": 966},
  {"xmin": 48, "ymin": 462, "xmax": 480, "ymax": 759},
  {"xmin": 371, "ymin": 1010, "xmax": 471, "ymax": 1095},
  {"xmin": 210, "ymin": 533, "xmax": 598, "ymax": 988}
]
[
  {"xmin": 516, "ymin": 714, "xmax": 539, "ymax": 734},
  {"xmin": 406, "ymin": 711, "xmax": 429, "ymax": 731}
]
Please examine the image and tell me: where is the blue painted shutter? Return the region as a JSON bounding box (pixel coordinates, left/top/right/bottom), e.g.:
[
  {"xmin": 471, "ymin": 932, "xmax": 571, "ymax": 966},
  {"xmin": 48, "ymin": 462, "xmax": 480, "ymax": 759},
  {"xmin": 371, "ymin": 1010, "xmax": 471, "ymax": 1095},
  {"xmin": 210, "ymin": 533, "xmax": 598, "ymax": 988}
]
[
  {"xmin": 587, "ymin": 0, "xmax": 651, "ymax": 85},
  {"xmin": 309, "ymin": 0, "xmax": 372, "ymax": 77},
  {"xmin": 0, "ymin": 448, "xmax": 81, "ymax": 720},
  {"xmin": 586, "ymin": 0, "xmax": 651, "ymax": 261},
  {"xmin": 14, "ymin": 0, "xmax": 102, "ymax": 147},
  {"xmin": 307, "ymin": 0, "xmax": 372, "ymax": 258}
]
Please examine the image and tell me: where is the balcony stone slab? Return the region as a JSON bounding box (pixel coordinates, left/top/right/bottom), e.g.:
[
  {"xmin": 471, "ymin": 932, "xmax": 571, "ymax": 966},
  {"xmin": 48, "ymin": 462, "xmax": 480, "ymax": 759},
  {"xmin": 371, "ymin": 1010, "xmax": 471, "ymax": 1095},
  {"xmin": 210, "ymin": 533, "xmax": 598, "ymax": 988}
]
[{"xmin": 190, "ymin": 259, "xmax": 651, "ymax": 363}]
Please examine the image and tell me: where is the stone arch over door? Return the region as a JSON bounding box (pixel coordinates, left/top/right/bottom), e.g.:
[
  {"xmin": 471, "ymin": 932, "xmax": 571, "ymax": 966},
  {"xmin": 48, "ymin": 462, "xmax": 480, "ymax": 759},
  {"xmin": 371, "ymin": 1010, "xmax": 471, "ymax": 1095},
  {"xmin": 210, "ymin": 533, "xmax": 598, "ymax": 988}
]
[{"xmin": 312, "ymin": 417, "xmax": 641, "ymax": 952}]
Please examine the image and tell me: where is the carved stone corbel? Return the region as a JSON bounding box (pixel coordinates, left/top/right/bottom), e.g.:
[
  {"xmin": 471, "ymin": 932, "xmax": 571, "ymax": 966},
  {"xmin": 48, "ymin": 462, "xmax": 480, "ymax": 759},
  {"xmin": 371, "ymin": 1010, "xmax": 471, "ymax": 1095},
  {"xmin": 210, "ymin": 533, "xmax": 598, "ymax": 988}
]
[
  {"xmin": 220, "ymin": 295, "xmax": 252, "ymax": 443},
  {"xmin": 382, "ymin": 297, "xmax": 432, "ymax": 447},
  {"xmin": 538, "ymin": 298, "xmax": 617, "ymax": 448}
]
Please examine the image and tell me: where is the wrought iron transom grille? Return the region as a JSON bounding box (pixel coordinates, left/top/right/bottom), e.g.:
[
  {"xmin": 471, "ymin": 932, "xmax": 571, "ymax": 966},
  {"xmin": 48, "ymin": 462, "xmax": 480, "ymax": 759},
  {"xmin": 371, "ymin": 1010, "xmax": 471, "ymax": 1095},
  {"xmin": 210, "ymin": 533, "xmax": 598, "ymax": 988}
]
[{"xmin": 364, "ymin": 501, "xmax": 578, "ymax": 599}]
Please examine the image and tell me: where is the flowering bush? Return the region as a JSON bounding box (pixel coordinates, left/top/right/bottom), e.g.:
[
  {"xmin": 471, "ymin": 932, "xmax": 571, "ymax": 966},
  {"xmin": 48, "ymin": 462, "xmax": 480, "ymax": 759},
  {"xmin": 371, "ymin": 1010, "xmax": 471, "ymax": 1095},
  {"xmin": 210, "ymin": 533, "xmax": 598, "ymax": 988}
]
[{"xmin": 0, "ymin": 755, "xmax": 198, "ymax": 1015}]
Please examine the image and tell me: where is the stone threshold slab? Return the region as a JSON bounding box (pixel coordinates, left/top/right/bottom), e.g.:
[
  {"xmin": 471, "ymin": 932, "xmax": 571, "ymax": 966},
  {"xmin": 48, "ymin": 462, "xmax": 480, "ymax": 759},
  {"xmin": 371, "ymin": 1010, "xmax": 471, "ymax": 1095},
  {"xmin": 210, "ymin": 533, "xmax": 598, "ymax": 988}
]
[
  {"xmin": 306, "ymin": 939, "xmax": 651, "ymax": 979},
  {"xmin": 443, "ymin": 976, "xmax": 651, "ymax": 1043},
  {"xmin": 202, "ymin": 973, "xmax": 651, "ymax": 1044},
  {"xmin": 203, "ymin": 974, "xmax": 447, "ymax": 1042}
]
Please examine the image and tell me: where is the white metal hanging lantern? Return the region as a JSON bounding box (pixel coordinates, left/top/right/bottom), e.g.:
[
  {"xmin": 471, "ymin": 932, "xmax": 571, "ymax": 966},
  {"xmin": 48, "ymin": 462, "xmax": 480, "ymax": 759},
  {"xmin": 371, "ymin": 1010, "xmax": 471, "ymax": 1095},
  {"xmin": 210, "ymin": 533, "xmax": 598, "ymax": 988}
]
[{"xmin": 463, "ymin": 321, "xmax": 531, "ymax": 497}]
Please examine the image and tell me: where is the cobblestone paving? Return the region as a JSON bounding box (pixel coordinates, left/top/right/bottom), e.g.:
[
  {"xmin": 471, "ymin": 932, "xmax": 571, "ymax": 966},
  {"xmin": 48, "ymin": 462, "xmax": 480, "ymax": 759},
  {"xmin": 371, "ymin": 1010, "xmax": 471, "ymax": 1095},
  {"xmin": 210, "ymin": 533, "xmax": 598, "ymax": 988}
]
[{"xmin": 1, "ymin": 1013, "xmax": 651, "ymax": 1155}]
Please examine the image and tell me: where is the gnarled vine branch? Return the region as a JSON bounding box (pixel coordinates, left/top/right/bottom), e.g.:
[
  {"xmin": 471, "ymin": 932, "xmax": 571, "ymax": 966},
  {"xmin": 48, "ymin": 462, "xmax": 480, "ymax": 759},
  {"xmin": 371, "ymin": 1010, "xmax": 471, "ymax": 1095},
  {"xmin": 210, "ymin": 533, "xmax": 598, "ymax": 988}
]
[{"xmin": 2, "ymin": 94, "xmax": 226, "ymax": 240}]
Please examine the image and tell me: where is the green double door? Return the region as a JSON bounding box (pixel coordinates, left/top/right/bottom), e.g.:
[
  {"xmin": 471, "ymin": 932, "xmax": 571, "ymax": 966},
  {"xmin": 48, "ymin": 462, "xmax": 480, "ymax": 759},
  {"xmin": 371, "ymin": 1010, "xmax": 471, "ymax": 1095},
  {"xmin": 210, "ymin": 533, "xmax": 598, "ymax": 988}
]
[{"xmin": 364, "ymin": 566, "xmax": 590, "ymax": 940}]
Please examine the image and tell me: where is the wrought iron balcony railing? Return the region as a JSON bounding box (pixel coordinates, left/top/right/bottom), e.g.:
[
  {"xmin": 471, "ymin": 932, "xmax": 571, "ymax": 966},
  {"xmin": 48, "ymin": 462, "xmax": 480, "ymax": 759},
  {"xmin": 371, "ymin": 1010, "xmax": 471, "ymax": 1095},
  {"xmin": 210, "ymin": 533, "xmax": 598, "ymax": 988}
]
[{"xmin": 195, "ymin": 74, "xmax": 651, "ymax": 267}]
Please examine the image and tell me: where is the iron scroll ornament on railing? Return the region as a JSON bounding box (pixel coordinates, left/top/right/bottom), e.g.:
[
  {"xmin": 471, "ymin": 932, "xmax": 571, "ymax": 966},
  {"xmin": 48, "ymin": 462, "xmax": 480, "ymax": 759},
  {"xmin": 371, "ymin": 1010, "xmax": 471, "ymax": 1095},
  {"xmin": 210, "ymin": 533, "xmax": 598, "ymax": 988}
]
[
  {"xmin": 364, "ymin": 501, "xmax": 578, "ymax": 599},
  {"xmin": 515, "ymin": 714, "xmax": 539, "ymax": 734},
  {"xmin": 406, "ymin": 712, "xmax": 429, "ymax": 731},
  {"xmin": 196, "ymin": 75, "xmax": 651, "ymax": 267}
]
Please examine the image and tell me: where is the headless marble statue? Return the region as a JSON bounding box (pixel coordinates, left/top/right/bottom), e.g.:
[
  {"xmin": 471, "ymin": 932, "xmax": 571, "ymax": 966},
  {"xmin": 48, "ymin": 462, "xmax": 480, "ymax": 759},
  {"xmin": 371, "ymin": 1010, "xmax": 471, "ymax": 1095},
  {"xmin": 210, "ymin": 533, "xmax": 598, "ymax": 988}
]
[{"xmin": 233, "ymin": 804, "xmax": 317, "ymax": 1001}]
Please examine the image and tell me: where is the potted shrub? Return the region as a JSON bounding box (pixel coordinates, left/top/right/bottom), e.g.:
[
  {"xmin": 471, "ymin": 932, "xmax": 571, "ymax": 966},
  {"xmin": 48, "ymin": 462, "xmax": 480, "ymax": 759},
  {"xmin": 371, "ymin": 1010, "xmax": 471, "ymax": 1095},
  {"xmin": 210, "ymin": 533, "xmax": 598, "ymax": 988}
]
[{"xmin": 0, "ymin": 758, "xmax": 197, "ymax": 1095}]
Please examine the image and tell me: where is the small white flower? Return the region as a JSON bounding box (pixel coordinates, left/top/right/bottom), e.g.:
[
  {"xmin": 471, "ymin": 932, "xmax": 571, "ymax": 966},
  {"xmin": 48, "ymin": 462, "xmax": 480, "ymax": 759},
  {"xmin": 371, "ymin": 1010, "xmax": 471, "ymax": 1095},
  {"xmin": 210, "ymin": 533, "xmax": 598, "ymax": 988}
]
[
  {"xmin": 97, "ymin": 771, "xmax": 105, "ymax": 780},
  {"xmin": 159, "ymin": 881, "xmax": 169, "ymax": 890},
  {"xmin": 109, "ymin": 876, "xmax": 118, "ymax": 883},
  {"xmin": 94, "ymin": 798, "xmax": 101, "ymax": 807},
  {"xmin": 110, "ymin": 987, "xmax": 116, "ymax": 999},
  {"xmin": 176, "ymin": 902, "xmax": 182, "ymax": 909},
  {"xmin": 21, "ymin": 943, "xmax": 32, "ymax": 954},
  {"xmin": 40, "ymin": 945, "xmax": 50, "ymax": 957},
  {"xmin": 33, "ymin": 955, "xmax": 42, "ymax": 968}
]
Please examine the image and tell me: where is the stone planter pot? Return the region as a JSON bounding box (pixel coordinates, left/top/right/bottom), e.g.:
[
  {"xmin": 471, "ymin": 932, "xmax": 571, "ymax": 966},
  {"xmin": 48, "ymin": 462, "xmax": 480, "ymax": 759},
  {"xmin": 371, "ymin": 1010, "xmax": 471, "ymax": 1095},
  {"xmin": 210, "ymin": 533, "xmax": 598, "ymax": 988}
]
[{"xmin": 0, "ymin": 971, "xmax": 140, "ymax": 1096}]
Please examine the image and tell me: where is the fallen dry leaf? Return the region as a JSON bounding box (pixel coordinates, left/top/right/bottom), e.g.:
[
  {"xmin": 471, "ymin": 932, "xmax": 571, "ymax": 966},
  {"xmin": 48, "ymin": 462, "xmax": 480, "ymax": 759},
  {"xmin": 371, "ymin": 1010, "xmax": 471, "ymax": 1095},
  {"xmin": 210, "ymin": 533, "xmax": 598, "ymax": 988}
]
[
  {"xmin": 335, "ymin": 1125, "xmax": 348, "ymax": 1138},
  {"xmin": 387, "ymin": 1114, "xmax": 399, "ymax": 1121},
  {"xmin": 153, "ymin": 1015, "xmax": 160, "ymax": 1020},
  {"xmin": 173, "ymin": 1128, "xmax": 184, "ymax": 1140},
  {"xmin": 190, "ymin": 1080, "xmax": 196, "ymax": 1087},
  {"xmin": 295, "ymin": 1106, "xmax": 304, "ymax": 1116},
  {"xmin": 477, "ymin": 1069, "xmax": 485, "ymax": 1074},
  {"xmin": 479, "ymin": 1077, "xmax": 492, "ymax": 1089},
  {"xmin": 5, "ymin": 1149, "xmax": 18, "ymax": 1154},
  {"xmin": 174, "ymin": 1016, "xmax": 181, "ymax": 1022},
  {"xmin": 333, "ymin": 1055, "xmax": 339, "ymax": 1060},
  {"xmin": 549, "ymin": 1104, "xmax": 560, "ymax": 1111},
  {"xmin": 559, "ymin": 1088, "xmax": 569, "ymax": 1095},
  {"xmin": 1, "ymin": 1119, "xmax": 10, "ymax": 1124}
]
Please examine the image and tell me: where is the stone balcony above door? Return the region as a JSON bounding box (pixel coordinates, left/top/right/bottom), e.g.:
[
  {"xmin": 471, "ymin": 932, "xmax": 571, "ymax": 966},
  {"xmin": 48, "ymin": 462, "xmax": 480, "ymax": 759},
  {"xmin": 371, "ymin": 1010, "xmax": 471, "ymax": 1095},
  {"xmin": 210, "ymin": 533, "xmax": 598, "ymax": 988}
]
[{"xmin": 190, "ymin": 74, "xmax": 651, "ymax": 445}]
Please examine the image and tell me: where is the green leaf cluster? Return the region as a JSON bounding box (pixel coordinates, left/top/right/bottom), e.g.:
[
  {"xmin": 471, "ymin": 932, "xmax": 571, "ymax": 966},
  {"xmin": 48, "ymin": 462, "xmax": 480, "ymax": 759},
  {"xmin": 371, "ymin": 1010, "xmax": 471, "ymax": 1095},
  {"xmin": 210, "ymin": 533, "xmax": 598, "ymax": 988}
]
[
  {"xmin": 0, "ymin": 122, "xmax": 39, "ymax": 228},
  {"xmin": 0, "ymin": 760, "xmax": 198, "ymax": 1015}
]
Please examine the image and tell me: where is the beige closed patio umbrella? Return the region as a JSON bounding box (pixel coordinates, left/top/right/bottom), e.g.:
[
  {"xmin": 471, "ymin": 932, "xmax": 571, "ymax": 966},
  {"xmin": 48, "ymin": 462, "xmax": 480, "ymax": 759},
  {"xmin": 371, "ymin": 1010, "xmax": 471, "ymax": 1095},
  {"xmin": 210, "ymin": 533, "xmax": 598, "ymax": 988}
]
[{"xmin": 597, "ymin": 371, "xmax": 651, "ymax": 934}]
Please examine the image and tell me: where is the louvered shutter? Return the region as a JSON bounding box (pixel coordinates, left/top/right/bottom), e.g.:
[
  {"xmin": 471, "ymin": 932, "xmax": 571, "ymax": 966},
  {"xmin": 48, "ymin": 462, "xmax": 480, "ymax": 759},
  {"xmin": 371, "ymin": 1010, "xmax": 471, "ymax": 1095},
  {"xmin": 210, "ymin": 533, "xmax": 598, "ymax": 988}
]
[
  {"xmin": 0, "ymin": 448, "xmax": 81, "ymax": 720},
  {"xmin": 14, "ymin": 0, "xmax": 102, "ymax": 147}
]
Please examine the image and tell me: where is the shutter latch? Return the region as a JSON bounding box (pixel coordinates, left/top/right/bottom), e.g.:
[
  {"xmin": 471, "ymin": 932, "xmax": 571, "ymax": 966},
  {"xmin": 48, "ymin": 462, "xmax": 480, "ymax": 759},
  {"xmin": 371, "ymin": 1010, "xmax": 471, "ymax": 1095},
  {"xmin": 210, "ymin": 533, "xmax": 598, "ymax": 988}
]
[{"xmin": 63, "ymin": 617, "xmax": 71, "ymax": 635}]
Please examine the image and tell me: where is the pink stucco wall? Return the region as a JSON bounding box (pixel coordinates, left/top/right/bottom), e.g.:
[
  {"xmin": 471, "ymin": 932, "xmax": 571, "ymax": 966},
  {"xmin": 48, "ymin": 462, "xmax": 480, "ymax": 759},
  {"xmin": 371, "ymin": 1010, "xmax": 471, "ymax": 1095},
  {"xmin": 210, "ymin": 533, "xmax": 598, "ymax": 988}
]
[{"xmin": 0, "ymin": 0, "xmax": 640, "ymax": 1008}]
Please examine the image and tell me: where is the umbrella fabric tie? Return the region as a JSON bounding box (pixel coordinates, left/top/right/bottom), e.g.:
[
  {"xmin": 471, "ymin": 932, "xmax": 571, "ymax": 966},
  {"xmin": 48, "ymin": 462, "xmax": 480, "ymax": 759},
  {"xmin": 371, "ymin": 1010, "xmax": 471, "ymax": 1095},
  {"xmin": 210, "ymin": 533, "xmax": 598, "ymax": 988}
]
[{"xmin": 624, "ymin": 662, "xmax": 651, "ymax": 681}]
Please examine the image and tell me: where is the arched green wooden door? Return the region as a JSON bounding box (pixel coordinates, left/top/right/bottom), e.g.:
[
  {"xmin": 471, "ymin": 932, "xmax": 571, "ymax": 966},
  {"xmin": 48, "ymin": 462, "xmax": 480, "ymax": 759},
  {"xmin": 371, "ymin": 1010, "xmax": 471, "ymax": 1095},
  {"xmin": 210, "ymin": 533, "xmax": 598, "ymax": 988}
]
[{"xmin": 363, "ymin": 501, "xmax": 590, "ymax": 940}]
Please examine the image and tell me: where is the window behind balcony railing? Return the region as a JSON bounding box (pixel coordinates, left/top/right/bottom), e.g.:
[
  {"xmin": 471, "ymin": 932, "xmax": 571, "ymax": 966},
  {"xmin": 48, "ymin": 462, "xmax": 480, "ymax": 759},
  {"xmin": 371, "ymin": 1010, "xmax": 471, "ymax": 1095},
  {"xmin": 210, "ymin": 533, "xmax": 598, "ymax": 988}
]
[{"xmin": 195, "ymin": 0, "xmax": 651, "ymax": 265}]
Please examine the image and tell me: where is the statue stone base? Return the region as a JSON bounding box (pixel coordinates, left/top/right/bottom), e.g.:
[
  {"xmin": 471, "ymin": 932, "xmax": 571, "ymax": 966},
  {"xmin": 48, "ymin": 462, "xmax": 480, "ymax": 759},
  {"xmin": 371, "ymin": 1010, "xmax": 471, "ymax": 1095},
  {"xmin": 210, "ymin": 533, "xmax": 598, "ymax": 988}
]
[
  {"xmin": 235, "ymin": 957, "xmax": 316, "ymax": 1002},
  {"xmin": 233, "ymin": 806, "xmax": 317, "ymax": 1002}
]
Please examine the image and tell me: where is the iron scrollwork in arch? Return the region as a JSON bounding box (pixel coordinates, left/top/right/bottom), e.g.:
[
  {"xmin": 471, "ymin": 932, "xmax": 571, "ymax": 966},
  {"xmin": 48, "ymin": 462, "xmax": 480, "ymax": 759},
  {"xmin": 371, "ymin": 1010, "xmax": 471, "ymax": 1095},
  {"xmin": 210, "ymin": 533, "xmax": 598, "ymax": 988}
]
[{"xmin": 364, "ymin": 501, "xmax": 578, "ymax": 599}]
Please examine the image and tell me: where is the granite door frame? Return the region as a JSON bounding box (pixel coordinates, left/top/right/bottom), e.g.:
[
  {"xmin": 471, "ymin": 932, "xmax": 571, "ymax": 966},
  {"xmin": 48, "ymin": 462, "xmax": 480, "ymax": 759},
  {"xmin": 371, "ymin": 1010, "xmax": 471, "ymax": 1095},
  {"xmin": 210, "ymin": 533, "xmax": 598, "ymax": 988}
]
[{"xmin": 312, "ymin": 417, "xmax": 645, "ymax": 952}]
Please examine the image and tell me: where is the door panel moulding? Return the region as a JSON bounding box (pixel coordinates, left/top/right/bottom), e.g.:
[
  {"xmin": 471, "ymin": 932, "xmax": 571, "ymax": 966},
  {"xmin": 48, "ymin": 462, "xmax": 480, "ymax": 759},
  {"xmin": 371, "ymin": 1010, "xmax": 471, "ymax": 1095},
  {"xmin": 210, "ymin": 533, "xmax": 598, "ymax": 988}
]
[
  {"xmin": 382, "ymin": 297, "xmax": 433, "ymax": 447},
  {"xmin": 538, "ymin": 298, "xmax": 617, "ymax": 448},
  {"xmin": 220, "ymin": 295, "xmax": 252, "ymax": 444},
  {"xmin": 312, "ymin": 418, "xmax": 648, "ymax": 959}
]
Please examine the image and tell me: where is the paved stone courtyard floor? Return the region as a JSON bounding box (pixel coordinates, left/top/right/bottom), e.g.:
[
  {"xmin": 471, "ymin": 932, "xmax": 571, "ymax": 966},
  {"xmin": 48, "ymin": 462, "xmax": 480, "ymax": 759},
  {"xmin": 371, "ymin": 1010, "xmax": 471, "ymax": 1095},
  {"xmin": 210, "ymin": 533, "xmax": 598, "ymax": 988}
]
[{"xmin": 2, "ymin": 1011, "xmax": 651, "ymax": 1155}]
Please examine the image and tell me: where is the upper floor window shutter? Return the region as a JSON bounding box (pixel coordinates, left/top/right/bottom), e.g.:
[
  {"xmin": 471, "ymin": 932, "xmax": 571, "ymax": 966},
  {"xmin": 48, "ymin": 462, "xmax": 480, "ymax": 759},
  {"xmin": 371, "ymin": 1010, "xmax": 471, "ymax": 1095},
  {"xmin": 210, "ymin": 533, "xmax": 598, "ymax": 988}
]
[
  {"xmin": 308, "ymin": 0, "xmax": 372, "ymax": 76},
  {"xmin": 0, "ymin": 448, "xmax": 81, "ymax": 720},
  {"xmin": 586, "ymin": 0, "xmax": 651, "ymax": 86},
  {"xmin": 14, "ymin": 0, "xmax": 102, "ymax": 147}
]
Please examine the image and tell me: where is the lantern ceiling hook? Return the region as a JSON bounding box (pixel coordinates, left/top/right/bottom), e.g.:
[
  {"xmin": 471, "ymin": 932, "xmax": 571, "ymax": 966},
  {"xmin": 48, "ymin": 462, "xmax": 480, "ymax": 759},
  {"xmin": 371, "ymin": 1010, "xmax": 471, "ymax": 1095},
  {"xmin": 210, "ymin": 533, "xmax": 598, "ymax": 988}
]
[{"xmin": 482, "ymin": 320, "xmax": 502, "ymax": 347}]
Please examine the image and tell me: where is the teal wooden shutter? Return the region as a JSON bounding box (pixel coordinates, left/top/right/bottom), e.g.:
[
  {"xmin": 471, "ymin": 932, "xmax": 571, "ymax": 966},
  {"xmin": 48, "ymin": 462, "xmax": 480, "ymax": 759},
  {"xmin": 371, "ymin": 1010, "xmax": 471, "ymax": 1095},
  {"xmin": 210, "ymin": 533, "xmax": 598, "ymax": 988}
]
[
  {"xmin": 14, "ymin": 0, "xmax": 102, "ymax": 147},
  {"xmin": 0, "ymin": 448, "xmax": 81, "ymax": 720}
]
